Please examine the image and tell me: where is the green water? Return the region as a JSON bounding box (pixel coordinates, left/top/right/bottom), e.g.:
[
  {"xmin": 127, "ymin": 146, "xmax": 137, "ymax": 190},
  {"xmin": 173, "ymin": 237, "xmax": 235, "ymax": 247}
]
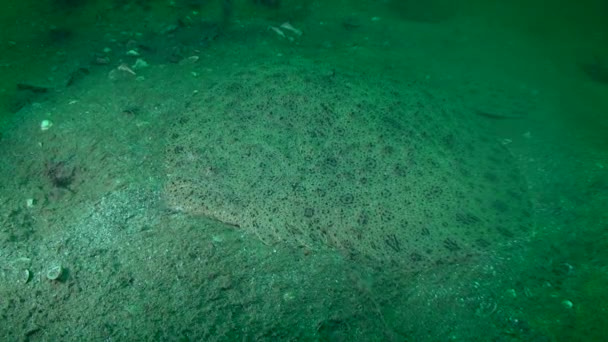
[{"xmin": 0, "ymin": 1, "xmax": 606, "ymax": 341}]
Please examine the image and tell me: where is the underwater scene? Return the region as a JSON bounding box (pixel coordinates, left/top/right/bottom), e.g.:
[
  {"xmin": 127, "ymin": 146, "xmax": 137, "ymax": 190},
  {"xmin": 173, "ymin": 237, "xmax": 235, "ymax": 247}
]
[{"xmin": 0, "ymin": 0, "xmax": 606, "ymax": 340}]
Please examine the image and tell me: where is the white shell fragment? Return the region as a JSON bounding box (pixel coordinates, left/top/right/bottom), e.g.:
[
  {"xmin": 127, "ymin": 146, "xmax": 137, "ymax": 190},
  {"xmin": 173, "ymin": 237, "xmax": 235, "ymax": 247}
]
[
  {"xmin": 280, "ymin": 22, "xmax": 302, "ymax": 36},
  {"xmin": 46, "ymin": 264, "xmax": 64, "ymax": 281},
  {"xmin": 40, "ymin": 120, "xmax": 53, "ymax": 131},
  {"xmin": 126, "ymin": 49, "xmax": 140, "ymax": 56},
  {"xmin": 20, "ymin": 269, "xmax": 31, "ymax": 284},
  {"xmin": 269, "ymin": 26, "xmax": 285, "ymax": 38},
  {"xmin": 132, "ymin": 58, "xmax": 149, "ymax": 70}
]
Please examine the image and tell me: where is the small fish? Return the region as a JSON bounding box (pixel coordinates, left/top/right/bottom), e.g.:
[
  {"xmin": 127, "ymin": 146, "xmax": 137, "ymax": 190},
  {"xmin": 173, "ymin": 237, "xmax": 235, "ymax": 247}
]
[{"xmin": 473, "ymin": 109, "xmax": 524, "ymax": 120}]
